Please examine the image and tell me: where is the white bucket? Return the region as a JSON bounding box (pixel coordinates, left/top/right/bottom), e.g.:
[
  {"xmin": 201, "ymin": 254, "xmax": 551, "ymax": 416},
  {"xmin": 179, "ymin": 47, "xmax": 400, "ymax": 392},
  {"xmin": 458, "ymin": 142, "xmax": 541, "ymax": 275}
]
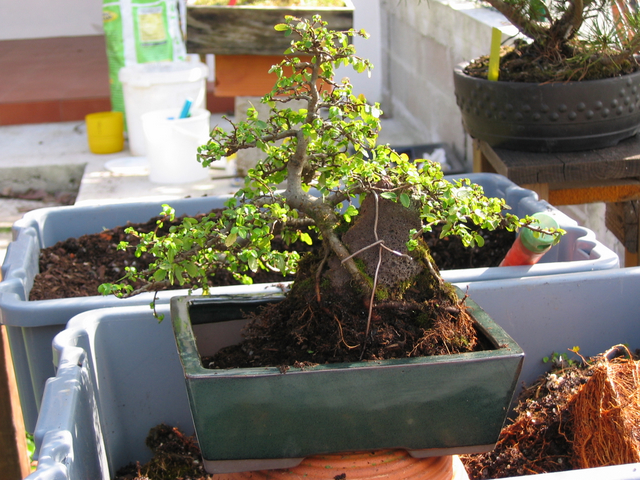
[
  {"xmin": 141, "ymin": 108, "xmax": 211, "ymax": 184},
  {"xmin": 119, "ymin": 61, "xmax": 208, "ymax": 156}
]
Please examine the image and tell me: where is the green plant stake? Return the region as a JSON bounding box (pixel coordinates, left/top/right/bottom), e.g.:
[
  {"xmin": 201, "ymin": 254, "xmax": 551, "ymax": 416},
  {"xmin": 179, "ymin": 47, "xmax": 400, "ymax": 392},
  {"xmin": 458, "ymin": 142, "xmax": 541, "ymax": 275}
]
[{"xmin": 488, "ymin": 27, "xmax": 501, "ymax": 81}]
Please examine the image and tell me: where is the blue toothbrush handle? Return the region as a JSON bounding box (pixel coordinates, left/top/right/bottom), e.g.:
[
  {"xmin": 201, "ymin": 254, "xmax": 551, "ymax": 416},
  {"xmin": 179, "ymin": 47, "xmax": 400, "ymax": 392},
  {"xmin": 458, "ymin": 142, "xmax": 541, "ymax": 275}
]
[{"xmin": 179, "ymin": 99, "xmax": 193, "ymax": 119}]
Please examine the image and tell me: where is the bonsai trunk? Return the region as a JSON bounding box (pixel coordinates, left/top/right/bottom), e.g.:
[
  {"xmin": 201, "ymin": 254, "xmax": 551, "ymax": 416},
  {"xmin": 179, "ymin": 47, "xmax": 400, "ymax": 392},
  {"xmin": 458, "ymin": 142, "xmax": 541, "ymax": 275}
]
[
  {"xmin": 208, "ymin": 192, "xmax": 477, "ymax": 369},
  {"xmin": 325, "ymin": 192, "xmax": 448, "ymax": 305},
  {"xmin": 483, "ymin": 0, "xmax": 639, "ymax": 76}
]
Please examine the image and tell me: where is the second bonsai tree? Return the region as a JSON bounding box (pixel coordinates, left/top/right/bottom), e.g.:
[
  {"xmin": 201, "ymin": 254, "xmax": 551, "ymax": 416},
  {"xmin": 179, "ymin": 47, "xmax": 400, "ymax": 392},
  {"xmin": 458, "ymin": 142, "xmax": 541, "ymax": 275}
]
[{"xmin": 468, "ymin": 0, "xmax": 639, "ymax": 81}]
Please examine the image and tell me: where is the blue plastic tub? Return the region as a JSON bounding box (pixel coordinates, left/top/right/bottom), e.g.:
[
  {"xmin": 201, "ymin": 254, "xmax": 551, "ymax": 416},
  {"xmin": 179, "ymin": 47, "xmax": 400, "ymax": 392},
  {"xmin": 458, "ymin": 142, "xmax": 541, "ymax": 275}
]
[
  {"xmin": 0, "ymin": 173, "xmax": 619, "ymax": 431},
  {"xmin": 27, "ymin": 267, "xmax": 640, "ymax": 480}
]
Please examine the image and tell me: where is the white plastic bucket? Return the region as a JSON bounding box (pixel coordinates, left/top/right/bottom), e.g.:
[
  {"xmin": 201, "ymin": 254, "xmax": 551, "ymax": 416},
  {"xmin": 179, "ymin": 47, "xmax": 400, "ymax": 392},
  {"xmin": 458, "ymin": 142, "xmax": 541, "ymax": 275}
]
[
  {"xmin": 141, "ymin": 108, "xmax": 211, "ymax": 184},
  {"xmin": 119, "ymin": 61, "xmax": 208, "ymax": 156}
]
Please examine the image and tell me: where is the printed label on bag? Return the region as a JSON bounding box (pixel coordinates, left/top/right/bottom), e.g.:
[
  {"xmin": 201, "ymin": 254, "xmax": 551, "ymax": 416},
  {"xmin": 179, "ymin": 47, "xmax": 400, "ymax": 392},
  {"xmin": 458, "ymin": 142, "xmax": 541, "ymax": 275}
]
[
  {"xmin": 137, "ymin": 6, "xmax": 166, "ymax": 44},
  {"xmin": 103, "ymin": 10, "xmax": 118, "ymax": 22}
]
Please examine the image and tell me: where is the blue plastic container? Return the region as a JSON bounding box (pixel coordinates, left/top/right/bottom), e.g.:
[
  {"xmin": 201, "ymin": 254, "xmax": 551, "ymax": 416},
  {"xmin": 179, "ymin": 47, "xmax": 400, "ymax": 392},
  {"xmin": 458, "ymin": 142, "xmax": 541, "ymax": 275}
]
[
  {"xmin": 0, "ymin": 173, "xmax": 619, "ymax": 432},
  {"xmin": 28, "ymin": 267, "xmax": 640, "ymax": 480}
]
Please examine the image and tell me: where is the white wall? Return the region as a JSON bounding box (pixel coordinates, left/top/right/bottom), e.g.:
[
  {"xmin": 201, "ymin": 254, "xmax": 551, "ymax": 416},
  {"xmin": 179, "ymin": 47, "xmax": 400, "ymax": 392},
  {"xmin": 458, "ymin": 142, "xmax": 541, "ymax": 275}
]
[
  {"xmin": 335, "ymin": 0, "xmax": 382, "ymax": 104},
  {"xmin": 0, "ymin": 0, "xmax": 104, "ymax": 40}
]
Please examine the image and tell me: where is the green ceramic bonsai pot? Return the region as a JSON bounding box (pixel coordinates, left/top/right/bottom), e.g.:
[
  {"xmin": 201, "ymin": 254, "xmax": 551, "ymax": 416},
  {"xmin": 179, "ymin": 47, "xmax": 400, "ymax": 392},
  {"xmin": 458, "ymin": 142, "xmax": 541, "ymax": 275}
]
[{"xmin": 170, "ymin": 289, "xmax": 524, "ymax": 474}]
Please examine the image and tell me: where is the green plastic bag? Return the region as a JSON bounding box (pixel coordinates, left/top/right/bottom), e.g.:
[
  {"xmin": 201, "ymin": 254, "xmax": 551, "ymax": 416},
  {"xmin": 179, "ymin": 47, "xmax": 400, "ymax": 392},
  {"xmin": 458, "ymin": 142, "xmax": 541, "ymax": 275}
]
[{"xmin": 102, "ymin": 0, "xmax": 186, "ymax": 124}]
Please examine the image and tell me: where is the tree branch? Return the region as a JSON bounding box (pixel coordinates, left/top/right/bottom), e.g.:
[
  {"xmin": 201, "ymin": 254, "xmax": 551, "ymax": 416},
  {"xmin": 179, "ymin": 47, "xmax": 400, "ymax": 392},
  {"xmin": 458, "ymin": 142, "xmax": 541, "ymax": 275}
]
[
  {"xmin": 551, "ymin": 0, "xmax": 583, "ymax": 43},
  {"xmin": 483, "ymin": 0, "xmax": 549, "ymax": 43}
]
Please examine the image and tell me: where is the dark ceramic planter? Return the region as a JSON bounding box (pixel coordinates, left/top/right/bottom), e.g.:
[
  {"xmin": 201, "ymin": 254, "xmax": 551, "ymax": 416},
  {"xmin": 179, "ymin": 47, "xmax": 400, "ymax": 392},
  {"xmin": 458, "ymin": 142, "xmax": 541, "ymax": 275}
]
[
  {"xmin": 170, "ymin": 289, "xmax": 524, "ymax": 474},
  {"xmin": 453, "ymin": 63, "xmax": 640, "ymax": 152}
]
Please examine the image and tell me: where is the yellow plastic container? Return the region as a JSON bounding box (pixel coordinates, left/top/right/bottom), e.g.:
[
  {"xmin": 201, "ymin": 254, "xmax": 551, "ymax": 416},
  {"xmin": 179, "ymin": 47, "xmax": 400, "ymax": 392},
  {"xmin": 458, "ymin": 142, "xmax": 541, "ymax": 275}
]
[{"xmin": 85, "ymin": 111, "xmax": 124, "ymax": 154}]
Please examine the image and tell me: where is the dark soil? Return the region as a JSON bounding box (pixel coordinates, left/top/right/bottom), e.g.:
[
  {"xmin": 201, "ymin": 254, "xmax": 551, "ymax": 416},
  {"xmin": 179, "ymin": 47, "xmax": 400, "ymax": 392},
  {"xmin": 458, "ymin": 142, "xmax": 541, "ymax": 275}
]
[
  {"xmin": 114, "ymin": 424, "xmax": 211, "ymax": 480},
  {"xmin": 30, "ymin": 212, "xmax": 515, "ymax": 301},
  {"xmin": 30, "ymin": 210, "xmax": 311, "ymax": 300},
  {"xmin": 203, "ymin": 250, "xmax": 486, "ymax": 369},
  {"xmin": 464, "ymin": 40, "xmax": 640, "ymax": 83},
  {"xmin": 462, "ymin": 360, "xmax": 591, "ymax": 478}
]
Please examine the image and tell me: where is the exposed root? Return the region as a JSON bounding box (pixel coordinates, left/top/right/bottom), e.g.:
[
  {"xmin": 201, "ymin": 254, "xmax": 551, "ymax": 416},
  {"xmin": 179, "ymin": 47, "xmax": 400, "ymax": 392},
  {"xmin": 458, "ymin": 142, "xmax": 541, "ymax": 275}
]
[
  {"xmin": 572, "ymin": 345, "xmax": 640, "ymax": 468},
  {"xmin": 333, "ymin": 315, "xmax": 360, "ymax": 350},
  {"xmin": 463, "ymin": 346, "xmax": 640, "ymax": 478},
  {"xmin": 205, "ymin": 273, "xmax": 479, "ymax": 369}
]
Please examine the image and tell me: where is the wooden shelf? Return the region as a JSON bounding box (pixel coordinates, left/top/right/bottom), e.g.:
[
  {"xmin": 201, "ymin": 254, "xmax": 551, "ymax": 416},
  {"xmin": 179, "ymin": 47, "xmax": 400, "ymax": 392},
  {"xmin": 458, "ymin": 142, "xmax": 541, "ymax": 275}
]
[{"xmin": 473, "ymin": 137, "xmax": 640, "ymax": 266}]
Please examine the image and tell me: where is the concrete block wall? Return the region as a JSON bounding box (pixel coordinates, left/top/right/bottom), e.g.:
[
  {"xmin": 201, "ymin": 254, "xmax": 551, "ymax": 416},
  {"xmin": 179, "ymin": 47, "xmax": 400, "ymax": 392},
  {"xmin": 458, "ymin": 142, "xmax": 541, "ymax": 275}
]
[
  {"xmin": 379, "ymin": 0, "xmax": 517, "ymax": 169},
  {"xmin": 558, "ymin": 203, "xmax": 626, "ymax": 266}
]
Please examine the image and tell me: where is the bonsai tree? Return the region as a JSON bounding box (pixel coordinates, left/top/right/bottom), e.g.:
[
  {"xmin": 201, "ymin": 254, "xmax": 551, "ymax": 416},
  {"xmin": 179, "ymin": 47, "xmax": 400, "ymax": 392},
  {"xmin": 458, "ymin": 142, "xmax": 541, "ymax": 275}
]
[
  {"xmin": 101, "ymin": 16, "xmax": 560, "ymax": 364},
  {"xmin": 468, "ymin": 0, "xmax": 640, "ymax": 81}
]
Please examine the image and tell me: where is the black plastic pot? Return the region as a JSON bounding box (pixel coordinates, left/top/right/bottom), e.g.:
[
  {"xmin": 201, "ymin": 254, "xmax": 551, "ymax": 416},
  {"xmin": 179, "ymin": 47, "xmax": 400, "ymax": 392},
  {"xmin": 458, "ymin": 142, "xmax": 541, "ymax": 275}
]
[{"xmin": 453, "ymin": 63, "xmax": 640, "ymax": 152}]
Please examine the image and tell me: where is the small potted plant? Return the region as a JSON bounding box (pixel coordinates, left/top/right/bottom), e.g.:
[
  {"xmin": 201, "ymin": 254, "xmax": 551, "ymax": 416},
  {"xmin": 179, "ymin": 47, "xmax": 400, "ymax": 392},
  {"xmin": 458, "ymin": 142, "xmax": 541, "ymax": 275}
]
[
  {"xmin": 453, "ymin": 0, "xmax": 640, "ymax": 152},
  {"xmin": 99, "ymin": 15, "xmax": 567, "ymax": 474}
]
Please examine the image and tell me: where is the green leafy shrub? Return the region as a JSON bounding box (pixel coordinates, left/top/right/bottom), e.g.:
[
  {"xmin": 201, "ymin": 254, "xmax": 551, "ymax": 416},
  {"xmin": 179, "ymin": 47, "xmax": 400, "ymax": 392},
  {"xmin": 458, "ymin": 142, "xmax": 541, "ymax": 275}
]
[{"xmin": 100, "ymin": 15, "xmax": 560, "ymax": 312}]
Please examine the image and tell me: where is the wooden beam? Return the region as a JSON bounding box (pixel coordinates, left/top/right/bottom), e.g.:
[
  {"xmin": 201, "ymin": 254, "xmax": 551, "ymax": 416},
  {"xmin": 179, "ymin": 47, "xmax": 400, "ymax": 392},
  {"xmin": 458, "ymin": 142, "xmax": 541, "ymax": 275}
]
[
  {"xmin": 549, "ymin": 179, "xmax": 640, "ymax": 205},
  {"xmin": 472, "ymin": 139, "xmax": 496, "ymax": 174},
  {"xmin": 478, "ymin": 136, "xmax": 640, "ymax": 186},
  {"xmin": 214, "ymin": 55, "xmax": 283, "ymax": 97},
  {"xmin": 625, "ymin": 251, "xmax": 639, "ymax": 267},
  {"xmin": 0, "ymin": 324, "xmax": 31, "ymax": 479},
  {"xmin": 522, "ymin": 183, "xmax": 550, "ymax": 202},
  {"xmin": 606, "ymin": 201, "xmax": 640, "ymax": 255},
  {"xmin": 474, "ymin": 140, "xmax": 508, "ymax": 176},
  {"xmin": 186, "ymin": 4, "xmax": 354, "ymax": 56}
]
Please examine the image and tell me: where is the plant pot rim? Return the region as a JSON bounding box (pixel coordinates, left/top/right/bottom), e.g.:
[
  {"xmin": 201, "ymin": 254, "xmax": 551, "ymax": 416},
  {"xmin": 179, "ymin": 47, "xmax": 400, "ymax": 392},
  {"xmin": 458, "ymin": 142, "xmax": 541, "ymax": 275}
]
[
  {"xmin": 453, "ymin": 63, "xmax": 640, "ymax": 152},
  {"xmin": 454, "ymin": 61, "xmax": 640, "ymax": 86},
  {"xmin": 171, "ymin": 288, "xmax": 524, "ymax": 377}
]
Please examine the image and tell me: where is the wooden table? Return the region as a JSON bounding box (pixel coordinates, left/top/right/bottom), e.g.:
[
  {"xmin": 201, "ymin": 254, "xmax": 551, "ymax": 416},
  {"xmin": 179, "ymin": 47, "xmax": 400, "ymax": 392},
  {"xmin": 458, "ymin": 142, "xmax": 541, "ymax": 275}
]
[
  {"xmin": 0, "ymin": 325, "xmax": 30, "ymax": 479},
  {"xmin": 473, "ymin": 135, "xmax": 640, "ymax": 266}
]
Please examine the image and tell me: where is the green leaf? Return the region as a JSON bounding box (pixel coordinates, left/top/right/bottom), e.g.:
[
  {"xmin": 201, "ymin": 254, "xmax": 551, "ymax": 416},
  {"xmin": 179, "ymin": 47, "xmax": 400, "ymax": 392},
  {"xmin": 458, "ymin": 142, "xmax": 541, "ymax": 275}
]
[
  {"xmin": 153, "ymin": 269, "xmax": 167, "ymax": 282},
  {"xmin": 380, "ymin": 192, "xmax": 397, "ymax": 201},
  {"xmin": 248, "ymin": 256, "xmax": 258, "ymax": 272},
  {"xmin": 343, "ymin": 204, "xmax": 358, "ymax": 222},
  {"xmin": 225, "ymin": 232, "xmax": 238, "ymax": 247},
  {"xmin": 299, "ymin": 232, "xmax": 313, "ymax": 245},
  {"xmin": 98, "ymin": 283, "xmax": 115, "ymax": 295},
  {"xmin": 184, "ymin": 262, "xmax": 200, "ymax": 277},
  {"xmin": 399, "ymin": 192, "xmax": 411, "ymax": 208},
  {"xmin": 26, "ymin": 433, "xmax": 35, "ymax": 461},
  {"xmin": 474, "ymin": 233, "xmax": 485, "ymax": 247}
]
